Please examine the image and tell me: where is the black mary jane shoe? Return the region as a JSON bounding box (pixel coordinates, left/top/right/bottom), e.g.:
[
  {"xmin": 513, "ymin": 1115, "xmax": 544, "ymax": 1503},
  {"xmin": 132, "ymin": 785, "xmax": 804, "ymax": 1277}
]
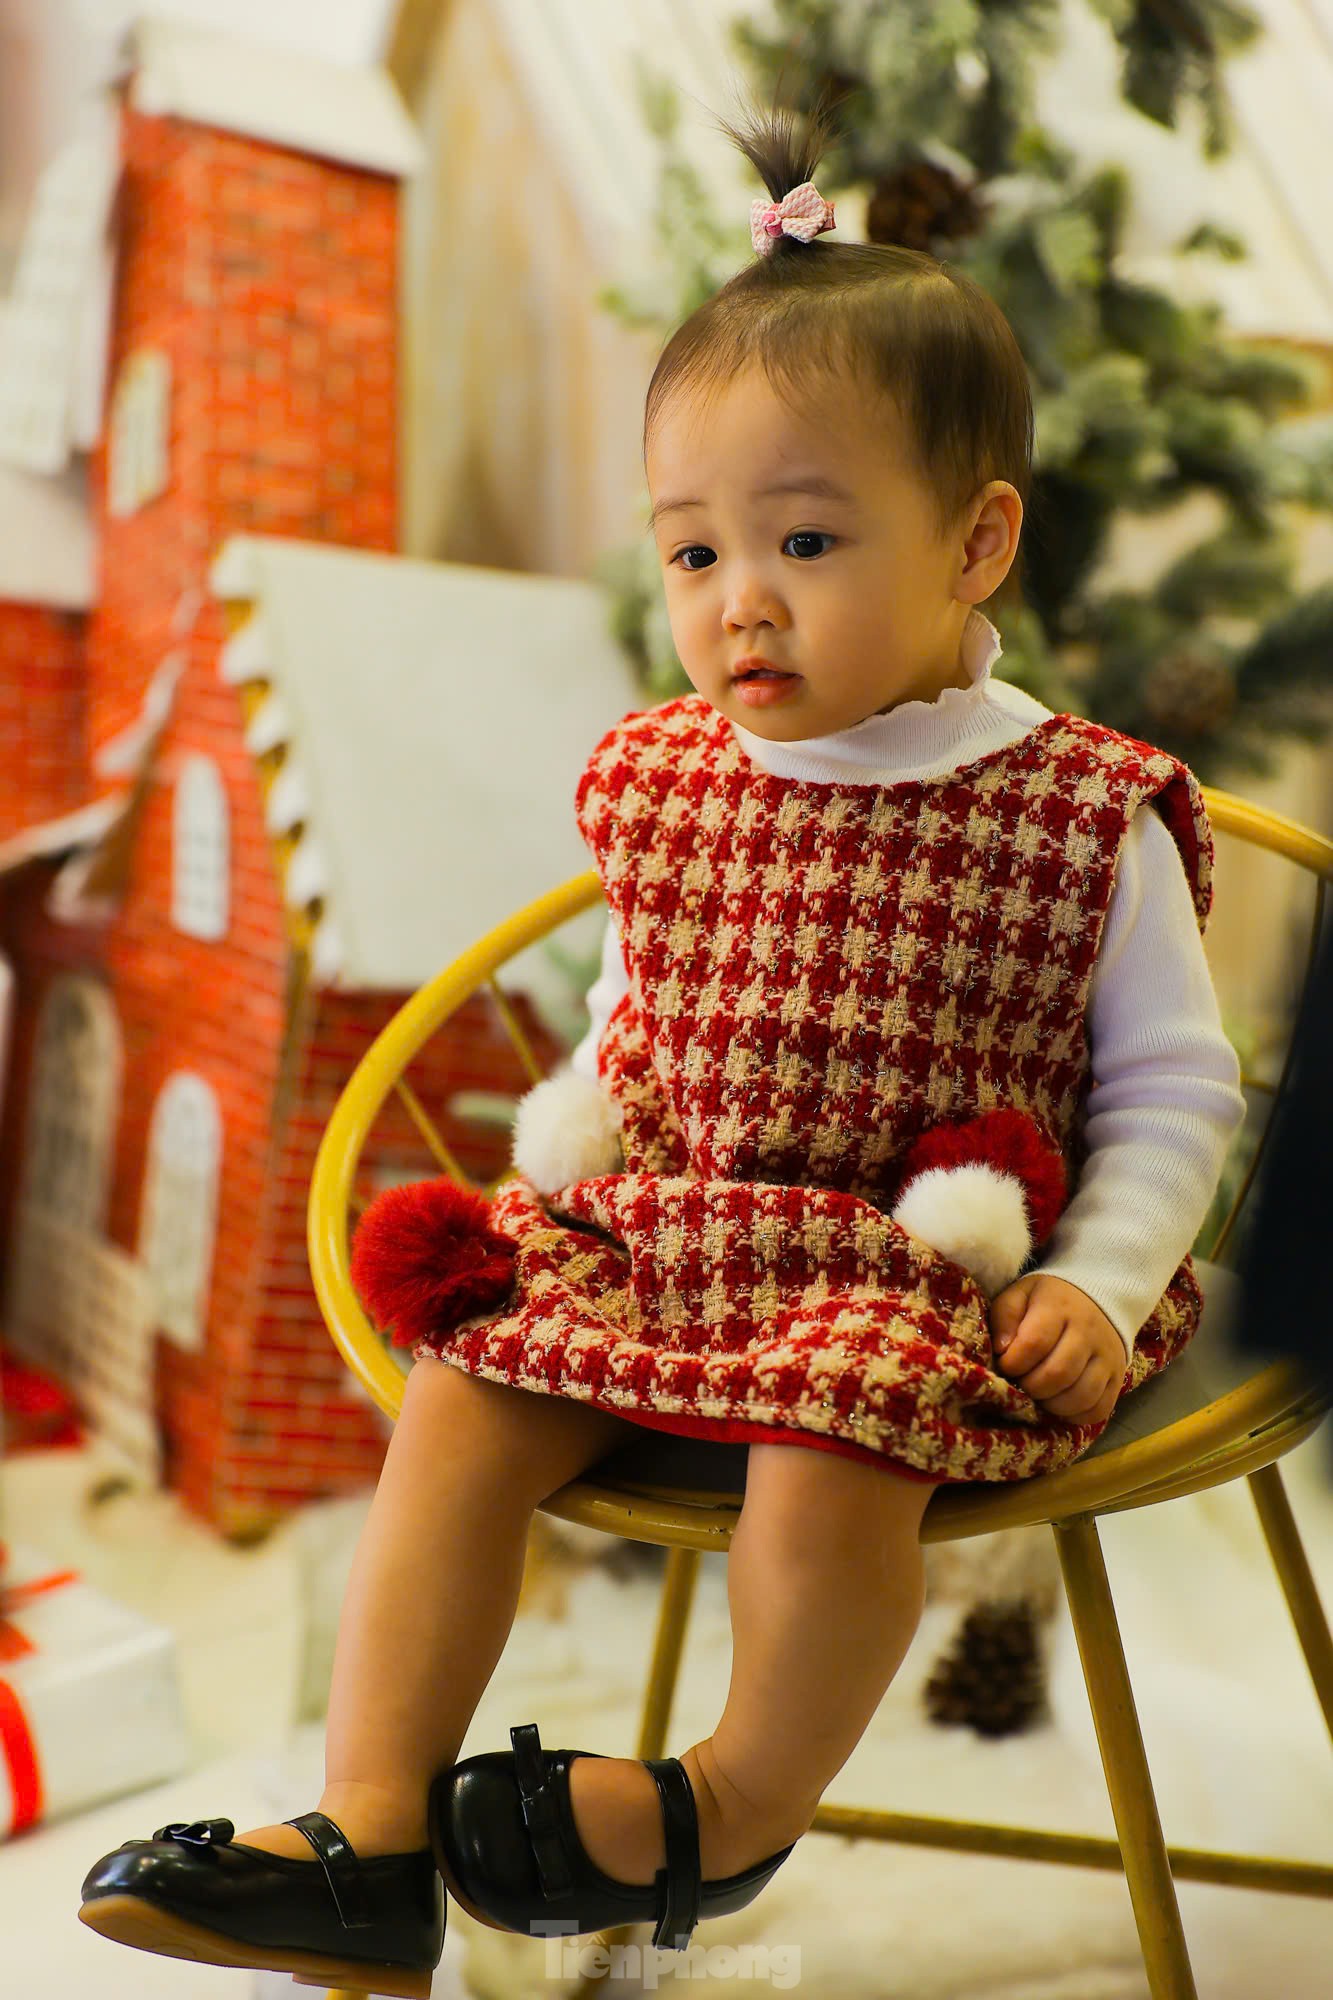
[
  {"xmin": 430, "ymin": 1722, "xmax": 797, "ymax": 1954},
  {"xmin": 77, "ymin": 1810, "xmax": 444, "ymax": 1998}
]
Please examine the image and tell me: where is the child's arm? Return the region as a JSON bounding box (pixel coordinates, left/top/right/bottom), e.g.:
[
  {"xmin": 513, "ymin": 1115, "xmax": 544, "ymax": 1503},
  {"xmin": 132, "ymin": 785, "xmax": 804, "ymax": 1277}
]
[{"xmin": 1027, "ymin": 802, "xmax": 1249, "ymax": 1362}]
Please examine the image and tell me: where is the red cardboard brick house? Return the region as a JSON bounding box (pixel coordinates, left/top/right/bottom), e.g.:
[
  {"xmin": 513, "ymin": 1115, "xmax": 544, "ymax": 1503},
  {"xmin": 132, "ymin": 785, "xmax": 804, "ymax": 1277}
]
[{"xmin": 0, "ymin": 21, "xmax": 634, "ymax": 1536}]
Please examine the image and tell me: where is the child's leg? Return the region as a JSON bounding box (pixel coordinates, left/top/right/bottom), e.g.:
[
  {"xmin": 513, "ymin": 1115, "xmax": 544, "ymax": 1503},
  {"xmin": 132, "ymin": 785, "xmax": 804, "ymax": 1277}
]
[
  {"xmin": 568, "ymin": 1442, "xmax": 939, "ymax": 1882},
  {"xmin": 234, "ymin": 1356, "xmax": 642, "ymax": 1859}
]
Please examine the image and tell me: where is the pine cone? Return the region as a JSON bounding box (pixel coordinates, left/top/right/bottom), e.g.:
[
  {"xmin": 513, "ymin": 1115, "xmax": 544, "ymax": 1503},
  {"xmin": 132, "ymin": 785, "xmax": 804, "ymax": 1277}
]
[
  {"xmin": 1141, "ymin": 641, "xmax": 1236, "ymax": 737},
  {"xmin": 866, "ymin": 158, "xmax": 989, "ymax": 254},
  {"xmin": 923, "ymin": 1595, "xmax": 1049, "ymax": 1737}
]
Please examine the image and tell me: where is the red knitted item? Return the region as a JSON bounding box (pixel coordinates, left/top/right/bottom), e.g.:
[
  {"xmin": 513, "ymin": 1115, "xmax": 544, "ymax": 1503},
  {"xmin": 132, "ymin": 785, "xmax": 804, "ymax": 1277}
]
[
  {"xmin": 894, "ymin": 1107, "xmax": 1069, "ymax": 1249},
  {"xmin": 350, "ymin": 1180, "xmax": 517, "ymax": 1348}
]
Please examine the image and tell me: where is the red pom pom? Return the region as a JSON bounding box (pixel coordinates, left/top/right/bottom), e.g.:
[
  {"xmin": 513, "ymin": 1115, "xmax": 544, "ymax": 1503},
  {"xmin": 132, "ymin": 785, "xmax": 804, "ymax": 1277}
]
[
  {"xmin": 350, "ymin": 1178, "xmax": 517, "ymax": 1349},
  {"xmin": 896, "ymin": 1108, "xmax": 1068, "ymax": 1247}
]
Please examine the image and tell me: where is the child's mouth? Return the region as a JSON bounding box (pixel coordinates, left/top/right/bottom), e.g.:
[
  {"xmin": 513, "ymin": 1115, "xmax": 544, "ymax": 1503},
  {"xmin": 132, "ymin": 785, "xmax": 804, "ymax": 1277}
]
[{"xmin": 733, "ymin": 668, "xmax": 801, "ymax": 706}]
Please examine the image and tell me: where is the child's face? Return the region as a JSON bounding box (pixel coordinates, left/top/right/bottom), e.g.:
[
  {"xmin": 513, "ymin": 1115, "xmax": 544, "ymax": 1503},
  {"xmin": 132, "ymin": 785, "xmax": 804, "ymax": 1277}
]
[{"xmin": 646, "ymin": 364, "xmax": 1017, "ymax": 740}]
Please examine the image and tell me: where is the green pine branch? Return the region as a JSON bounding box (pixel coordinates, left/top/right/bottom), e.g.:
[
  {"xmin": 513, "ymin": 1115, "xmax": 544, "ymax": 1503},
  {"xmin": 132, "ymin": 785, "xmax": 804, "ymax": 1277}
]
[{"xmin": 591, "ymin": 0, "xmax": 1333, "ymax": 783}]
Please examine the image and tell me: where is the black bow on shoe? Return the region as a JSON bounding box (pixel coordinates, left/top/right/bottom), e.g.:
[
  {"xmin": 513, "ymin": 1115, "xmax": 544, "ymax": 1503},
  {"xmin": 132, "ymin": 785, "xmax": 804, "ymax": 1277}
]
[{"xmin": 152, "ymin": 1818, "xmax": 235, "ymax": 1848}]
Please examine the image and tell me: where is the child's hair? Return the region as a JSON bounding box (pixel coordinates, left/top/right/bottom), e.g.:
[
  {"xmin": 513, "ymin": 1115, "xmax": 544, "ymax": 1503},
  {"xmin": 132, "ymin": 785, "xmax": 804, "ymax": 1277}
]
[{"xmin": 643, "ymin": 83, "xmax": 1034, "ymax": 549}]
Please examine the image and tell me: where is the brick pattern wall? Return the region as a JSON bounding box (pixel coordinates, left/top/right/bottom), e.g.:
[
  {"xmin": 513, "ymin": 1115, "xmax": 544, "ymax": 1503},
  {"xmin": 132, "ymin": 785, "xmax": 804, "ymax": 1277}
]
[
  {"xmin": 220, "ymin": 984, "xmax": 568, "ymax": 1531},
  {"xmin": 0, "ymin": 103, "xmax": 572, "ymax": 1535},
  {"xmin": 14, "ymin": 104, "xmax": 404, "ymax": 1531},
  {"xmin": 100, "ymin": 622, "xmax": 291, "ymax": 1525},
  {"xmin": 0, "ymin": 606, "xmax": 88, "ymax": 843},
  {"xmin": 88, "ymin": 106, "xmax": 399, "ymax": 758}
]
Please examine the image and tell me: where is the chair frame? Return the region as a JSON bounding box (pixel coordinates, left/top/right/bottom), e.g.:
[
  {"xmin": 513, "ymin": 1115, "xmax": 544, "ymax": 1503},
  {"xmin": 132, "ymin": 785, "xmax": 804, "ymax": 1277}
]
[{"xmin": 309, "ymin": 786, "xmax": 1333, "ymax": 2000}]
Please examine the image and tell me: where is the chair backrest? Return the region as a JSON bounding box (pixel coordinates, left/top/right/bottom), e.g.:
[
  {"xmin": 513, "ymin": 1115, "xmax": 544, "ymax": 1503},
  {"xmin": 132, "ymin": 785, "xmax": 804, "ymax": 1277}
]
[
  {"xmin": 308, "ymin": 785, "xmax": 1333, "ymax": 1438},
  {"xmin": 1190, "ymin": 790, "xmax": 1331, "ymax": 1265}
]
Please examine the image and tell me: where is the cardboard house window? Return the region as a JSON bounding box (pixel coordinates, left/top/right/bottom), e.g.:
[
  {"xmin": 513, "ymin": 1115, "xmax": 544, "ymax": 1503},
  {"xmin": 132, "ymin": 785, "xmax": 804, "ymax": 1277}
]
[
  {"xmin": 0, "ymin": 106, "xmax": 121, "ymax": 474},
  {"xmin": 172, "ymin": 753, "xmax": 230, "ymax": 940},
  {"xmin": 18, "ymin": 976, "xmax": 121, "ymax": 1227},
  {"xmin": 108, "ymin": 348, "xmax": 171, "ymax": 518},
  {"xmin": 138, "ymin": 1072, "xmax": 221, "ymax": 1352}
]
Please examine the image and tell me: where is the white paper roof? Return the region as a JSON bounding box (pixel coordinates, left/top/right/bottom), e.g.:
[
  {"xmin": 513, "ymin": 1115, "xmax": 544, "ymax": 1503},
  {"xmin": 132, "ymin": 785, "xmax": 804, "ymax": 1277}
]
[
  {"xmin": 210, "ymin": 535, "xmax": 639, "ymax": 991},
  {"xmin": 0, "ymin": 796, "xmax": 126, "ymax": 879},
  {"xmin": 122, "ymin": 16, "xmax": 423, "ymax": 178},
  {"xmin": 0, "ymin": 457, "xmax": 96, "ymax": 608}
]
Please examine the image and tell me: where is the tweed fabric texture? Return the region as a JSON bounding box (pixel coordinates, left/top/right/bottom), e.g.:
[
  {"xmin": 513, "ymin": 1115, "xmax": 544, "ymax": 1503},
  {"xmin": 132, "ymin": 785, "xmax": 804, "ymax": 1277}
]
[{"xmin": 414, "ymin": 695, "xmax": 1216, "ymax": 1484}]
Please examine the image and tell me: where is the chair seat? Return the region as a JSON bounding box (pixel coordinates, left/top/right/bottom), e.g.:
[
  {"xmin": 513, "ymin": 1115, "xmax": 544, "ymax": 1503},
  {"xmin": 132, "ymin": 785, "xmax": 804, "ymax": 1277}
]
[
  {"xmin": 1081, "ymin": 1257, "xmax": 1249, "ymax": 1456},
  {"xmin": 588, "ymin": 1258, "xmax": 1252, "ymax": 1501}
]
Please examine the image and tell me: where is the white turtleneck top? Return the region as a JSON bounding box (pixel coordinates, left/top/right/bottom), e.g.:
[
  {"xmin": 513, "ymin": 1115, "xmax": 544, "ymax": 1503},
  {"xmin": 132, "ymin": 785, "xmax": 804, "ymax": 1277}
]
[{"xmin": 569, "ymin": 609, "xmax": 1248, "ymax": 1358}]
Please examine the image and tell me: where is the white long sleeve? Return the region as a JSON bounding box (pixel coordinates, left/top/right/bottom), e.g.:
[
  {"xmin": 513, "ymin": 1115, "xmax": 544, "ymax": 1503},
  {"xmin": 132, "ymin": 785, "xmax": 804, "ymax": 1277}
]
[
  {"xmin": 567, "ymin": 612, "xmax": 1247, "ymax": 1356},
  {"xmin": 569, "ymin": 912, "xmax": 630, "ymax": 1083},
  {"xmin": 1023, "ymin": 802, "xmax": 1245, "ymax": 1355}
]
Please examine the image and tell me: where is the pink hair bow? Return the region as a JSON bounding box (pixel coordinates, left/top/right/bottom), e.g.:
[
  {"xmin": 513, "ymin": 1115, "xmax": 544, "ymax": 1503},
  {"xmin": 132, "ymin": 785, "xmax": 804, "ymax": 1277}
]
[{"xmin": 750, "ymin": 181, "xmax": 836, "ymax": 256}]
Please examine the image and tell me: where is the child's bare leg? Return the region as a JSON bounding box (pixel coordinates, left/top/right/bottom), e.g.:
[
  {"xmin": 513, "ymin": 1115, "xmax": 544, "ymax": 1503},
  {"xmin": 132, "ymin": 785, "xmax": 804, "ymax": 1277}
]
[
  {"xmin": 233, "ymin": 1356, "xmax": 641, "ymax": 1859},
  {"xmin": 568, "ymin": 1441, "xmax": 939, "ymax": 1882}
]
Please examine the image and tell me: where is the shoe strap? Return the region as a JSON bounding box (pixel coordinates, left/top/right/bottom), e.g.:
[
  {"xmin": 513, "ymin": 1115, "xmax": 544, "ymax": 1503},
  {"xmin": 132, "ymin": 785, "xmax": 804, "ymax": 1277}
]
[
  {"xmin": 642, "ymin": 1757, "xmax": 701, "ymax": 1952},
  {"xmin": 285, "ymin": 1810, "xmax": 374, "ymax": 1929},
  {"xmin": 511, "ymin": 1723, "xmax": 575, "ymax": 1898}
]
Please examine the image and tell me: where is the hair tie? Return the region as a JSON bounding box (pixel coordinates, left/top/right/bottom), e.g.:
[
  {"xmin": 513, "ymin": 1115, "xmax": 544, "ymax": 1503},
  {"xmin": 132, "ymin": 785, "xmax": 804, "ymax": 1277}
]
[{"xmin": 750, "ymin": 181, "xmax": 836, "ymax": 257}]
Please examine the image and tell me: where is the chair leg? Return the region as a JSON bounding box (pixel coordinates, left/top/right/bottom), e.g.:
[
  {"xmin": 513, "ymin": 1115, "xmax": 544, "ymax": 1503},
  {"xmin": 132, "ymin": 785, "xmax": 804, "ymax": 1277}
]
[
  {"xmin": 568, "ymin": 1545, "xmax": 703, "ymax": 1998},
  {"xmin": 1248, "ymin": 1460, "xmax": 1333, "ymax": 1742},
  {"xmin": 1053, "ymin": 1515, "xmax": 1198, "ymax": 2000},
  {"xmin": 635, "ymin": 1544, "xmax": 701, "ymax": 1758}
]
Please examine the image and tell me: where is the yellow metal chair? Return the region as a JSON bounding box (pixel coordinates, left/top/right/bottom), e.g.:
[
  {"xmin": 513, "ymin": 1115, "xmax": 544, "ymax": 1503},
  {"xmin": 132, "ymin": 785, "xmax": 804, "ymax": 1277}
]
[{"xmin": 308, "ymin": 786, "xmax": 1333, "ymax": 2000}]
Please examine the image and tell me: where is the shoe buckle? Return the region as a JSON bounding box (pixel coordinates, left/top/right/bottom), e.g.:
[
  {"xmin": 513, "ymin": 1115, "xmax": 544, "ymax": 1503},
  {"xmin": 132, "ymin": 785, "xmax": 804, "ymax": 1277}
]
[
  {"xmin": 517, "ymin": 1773, "xmax": 576, "ymax": 1899},
  {"xmin": 512, "ymin": 1725, "xmax": 575, "ymax": 1899},
  {"xmin": 153, "ymin": 1818, "xmax": 235, "ymax": 1848},
  {"xmin": 644, "ymin": 1759, "xmax": 702, "ymax": 1954}
]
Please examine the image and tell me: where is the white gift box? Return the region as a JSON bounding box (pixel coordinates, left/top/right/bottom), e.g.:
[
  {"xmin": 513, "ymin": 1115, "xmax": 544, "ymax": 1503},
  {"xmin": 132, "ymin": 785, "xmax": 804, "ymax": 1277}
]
[{"xmin": 0, "ymin": 1542, "xmax": 188, "ymax": 1842}]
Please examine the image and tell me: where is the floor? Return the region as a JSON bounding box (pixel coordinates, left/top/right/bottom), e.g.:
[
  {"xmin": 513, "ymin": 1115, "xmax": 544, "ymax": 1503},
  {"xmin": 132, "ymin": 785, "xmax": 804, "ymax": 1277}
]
[{"xmin": 4, "ymin": 1423, "xmax": 1333, "ymax": 1998}]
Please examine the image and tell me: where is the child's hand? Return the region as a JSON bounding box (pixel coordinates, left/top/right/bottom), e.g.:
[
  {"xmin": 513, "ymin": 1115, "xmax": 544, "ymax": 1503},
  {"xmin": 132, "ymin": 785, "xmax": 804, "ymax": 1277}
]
[{"xmin": 988, "ymin": 1273, "xmax": 1126, "ymax": 1426}]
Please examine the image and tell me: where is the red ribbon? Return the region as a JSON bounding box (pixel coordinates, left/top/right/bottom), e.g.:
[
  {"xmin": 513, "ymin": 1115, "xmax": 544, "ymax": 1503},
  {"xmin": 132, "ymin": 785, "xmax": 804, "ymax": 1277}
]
[
  {"xmin": 0, "ymin": 1565, "xmax": 79, "ymax": 1836},
  {"xmin": 0, "ymin": 1679, "xmax": 42, "ymax": 1833}
]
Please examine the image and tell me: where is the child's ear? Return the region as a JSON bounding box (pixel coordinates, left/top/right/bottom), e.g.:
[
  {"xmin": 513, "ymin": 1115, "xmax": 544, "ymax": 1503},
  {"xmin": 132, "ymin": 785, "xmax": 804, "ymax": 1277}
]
[{"xmin": 956, "ymin": 482, "xmax": 1022, "ymax": 605}]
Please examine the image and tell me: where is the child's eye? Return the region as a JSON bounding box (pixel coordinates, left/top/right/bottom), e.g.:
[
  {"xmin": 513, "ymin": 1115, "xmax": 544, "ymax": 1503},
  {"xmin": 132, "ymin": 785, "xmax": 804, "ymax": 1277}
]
[
  {"xmin": 671, "ymin": 531, "xmax": 835, "ymax": 571},
  {"xmin": 784, "ymin": 531, "xmax": 835, "ymax": 559}
]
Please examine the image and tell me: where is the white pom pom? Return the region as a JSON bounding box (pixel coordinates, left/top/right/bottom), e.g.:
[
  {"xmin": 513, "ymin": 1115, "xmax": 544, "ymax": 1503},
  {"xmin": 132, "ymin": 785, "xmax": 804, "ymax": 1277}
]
[
  {"xmin": 511, "ymin": 1068, "xmax": 624, "ymax": 1195},
  {"xmin": 891, "ymin": 1164, "xmax": 1033, "ymax": 1298}
]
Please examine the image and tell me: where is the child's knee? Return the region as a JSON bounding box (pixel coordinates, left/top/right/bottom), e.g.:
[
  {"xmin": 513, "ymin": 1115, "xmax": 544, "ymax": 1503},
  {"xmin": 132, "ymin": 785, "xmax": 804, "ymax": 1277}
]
[
  {"xmin": 400, "ymin": 1357, "xmax": 632, "ymax": 1499},
  {"xmin": 742, "ymin": 1441, "xmax": 937, "ymax": 1558}
]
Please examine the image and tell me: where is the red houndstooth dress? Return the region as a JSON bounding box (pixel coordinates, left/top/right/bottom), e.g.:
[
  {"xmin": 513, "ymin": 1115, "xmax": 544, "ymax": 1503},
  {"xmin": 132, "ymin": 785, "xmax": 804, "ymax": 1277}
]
[{"xmin": 411, "ymin": 694, "xmax": 1216, "ymax": 1486}]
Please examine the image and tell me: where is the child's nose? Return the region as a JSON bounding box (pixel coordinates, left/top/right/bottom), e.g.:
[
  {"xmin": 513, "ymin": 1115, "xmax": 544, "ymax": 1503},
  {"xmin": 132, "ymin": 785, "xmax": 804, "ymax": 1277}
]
[{"xmin": 722, "ymin": 565, "xmax": 787, "ymax": 632}]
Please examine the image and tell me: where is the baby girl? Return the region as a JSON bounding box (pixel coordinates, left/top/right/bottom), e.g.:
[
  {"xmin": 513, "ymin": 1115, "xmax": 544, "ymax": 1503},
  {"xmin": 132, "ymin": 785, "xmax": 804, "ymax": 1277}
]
[{"xmin": 78, "ymin": 84, "xmax": 1246, "ymax": 1993}]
